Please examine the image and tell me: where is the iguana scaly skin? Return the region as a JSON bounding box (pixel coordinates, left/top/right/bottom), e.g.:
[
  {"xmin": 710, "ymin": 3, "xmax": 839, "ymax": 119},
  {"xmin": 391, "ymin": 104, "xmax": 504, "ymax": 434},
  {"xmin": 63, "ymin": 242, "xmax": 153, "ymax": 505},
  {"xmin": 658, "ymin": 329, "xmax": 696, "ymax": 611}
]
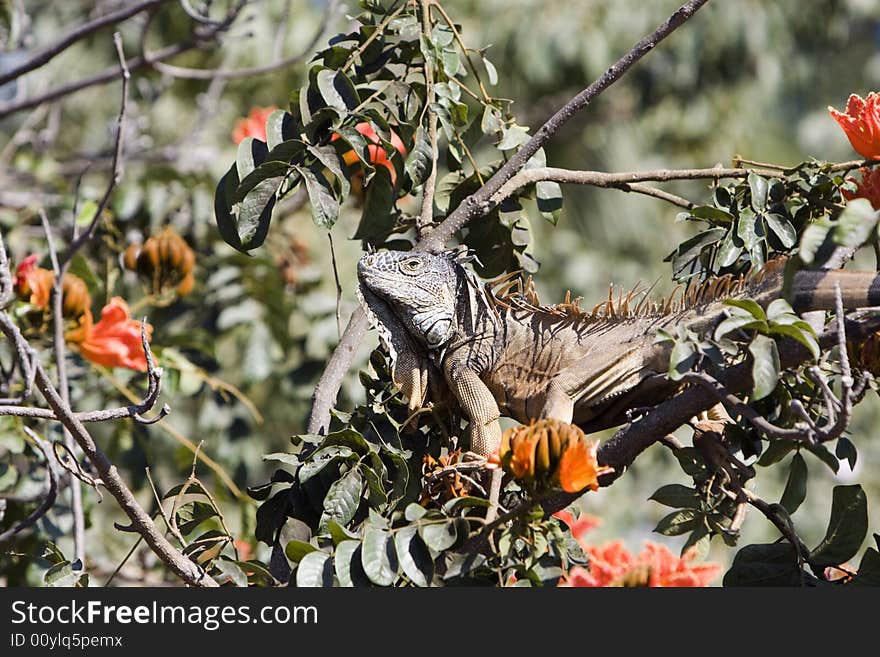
[{"xmin": 356, "ymin": 250, "xmax": 880, "ymax": 458}]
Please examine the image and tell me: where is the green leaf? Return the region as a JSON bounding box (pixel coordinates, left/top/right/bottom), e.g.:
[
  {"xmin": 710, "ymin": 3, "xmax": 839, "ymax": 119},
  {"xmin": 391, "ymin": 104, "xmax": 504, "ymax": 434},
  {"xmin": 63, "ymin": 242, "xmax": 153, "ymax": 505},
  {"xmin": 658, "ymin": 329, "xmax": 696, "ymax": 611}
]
[
  {"xmin": 836, "ymin": 437, "xmax": 858, "ymax": 471},
  {"xmin": 213, "ymin": 559, "xmax": 248, "ymax": 587},
  {"xmin": 723, "ymin": 298, "xmax": 767, "ymax": 321},
  {"xmin": 319, "ymin": 466, "xmax": 364, "ymax": 532},
  {"xmin": 298, "ymin": 445, "xmax": 355, "ymax": 483},
  {"xmin": 309, "ymin": 143, "xmax": 350, "ymax": 199},
  {"xmin": 779, "ymin": 452, "xmax": 808, "ymax": 514},
  {"xmin": 214, "ymin": 163, "xmax": 243, "ymax": 251},
  {"xmin": 649, "ymin": 484, "xmax": 698, "ymax": 509},
  {"xmin": 767, "ymin": 323, "xmax": 819, "ymax": 360},
  {"xmin": 295, "ymin": 550, "xmax": 333, "ymax": 587},
  {"xmin": 419, "ymin": 519, "xmax": 459, "ymax": 552},
  {"xmin": 405, "ymin": 503, "xmax": 427, "ymax": 522},
  {"xmin": 481, "ymin": 105, "xmax": 502, "ymax": 135},
  {"xmin": 482, "ymin": 55, "xmax": 498, "ymax": 85},
  {"xmin": 296, "ymin": 165, "xmax": 339, "ymax": 230},
  {"xmin": 805, "ymin": 441, "xmax": 840, "ymax": 473},
  {"xmin": 689, "ymin": 205, "xmax": 734, "ymax": 223},
  {"xmin": 361, "ymin": 525, "xmax": 399, "ymax": 586},
  {"xmin": 175, "ymin": 501, "xmax": 218, "ymax": 536},
  {"xmin": 315, "ymin": 68, "xmax": 360, "ymax": 112},
  {"xmin": 393, "ymin": 526, "xmax": 434, "ymax": 587},
  {"xmin": 265, "ymin": 110, "xmax": 295, "ymax": 151},
  {"xmin": 44, "ymin": 560, "xmax": 87, "ymax": 588},
  {"xmin": 749, "ymin": 334, "xmax": 780, "ymax": 400},
  {"xmin": 716, "ymin": 231, "xmax": 743, "ymax": 268},
  {"xmin": 352, "ymin": 167, "xmax": 395, "ymax": 242},
  {"xmin": 404, "ymin": 125, "xmax": 433, "ymax": 188},
  {"xmin": 667, "ymin": 340, "xmax": 698, "ymax": 381},
  {"xmin": 748, "ymin": 173, "xmax": 769, "ymax": 211},
  {"xmin": 536, "ymin": 180, "xmax": 563, "ymax": 224},
  {"xmin": 765, "ymin": 213, "xmax": 796, "ymax": 248},
  {"xmin": 809, "ymin": 485, "xmax": 868, "ymax": 568},
  {"xmin": 654, "ymin": 509, "xmax": 699, "ymax": 536},
  {"xmin": 321, "ymin": 428, "xmax": 373, "ymax": 455},
  {"xmin": 723, "ymin": 543, "xmax": 804, "ymax": 586},
  {"xmin": 833, "ymin": 197, "xmax": 878, "ymax": 251},
  {"xmin": 75, "ymin": 199, "xmax": 98, "ymax": 227},
  {"xmin": 757, "ymin": 439, "xmax": 797, "ymax": 466},
  {"xmin": 333, "ymin": 540, "xmax": 361, "ymax": 587},
  {"xmin": 854, "ymin": 548, "xmax": 880, "ymax": 586},
  {"xmin": 714, "ymin": 314, "xmax": 768, "ymax": 340},
  {"xmin": 326, "ymin": 520, "xmax": 359, "ymax": 546},
  {"xmin": 497, "ymin": 124, "xmax": 530, "ymax": 150},
  {"xmin": 798, "ymin": 218, "xmax": 832, "ymax": 265}
]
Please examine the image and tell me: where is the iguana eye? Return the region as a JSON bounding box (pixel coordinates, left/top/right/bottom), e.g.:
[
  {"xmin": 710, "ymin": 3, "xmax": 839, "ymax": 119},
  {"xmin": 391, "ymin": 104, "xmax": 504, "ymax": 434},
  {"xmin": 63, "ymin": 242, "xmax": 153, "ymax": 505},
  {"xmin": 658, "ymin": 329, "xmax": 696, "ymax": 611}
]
[{"xmin": 402, "ymin": 258, "xmax": 423, "ymax": 272}]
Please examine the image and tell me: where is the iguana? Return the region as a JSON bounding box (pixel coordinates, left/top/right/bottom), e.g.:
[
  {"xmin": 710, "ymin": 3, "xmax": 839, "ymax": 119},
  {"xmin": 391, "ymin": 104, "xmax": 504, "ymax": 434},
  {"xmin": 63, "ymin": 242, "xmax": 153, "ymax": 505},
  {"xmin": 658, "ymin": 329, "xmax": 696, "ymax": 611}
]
[{"xmin": 356, "ymin": 249, "xmax": 880, "ymax": 459}]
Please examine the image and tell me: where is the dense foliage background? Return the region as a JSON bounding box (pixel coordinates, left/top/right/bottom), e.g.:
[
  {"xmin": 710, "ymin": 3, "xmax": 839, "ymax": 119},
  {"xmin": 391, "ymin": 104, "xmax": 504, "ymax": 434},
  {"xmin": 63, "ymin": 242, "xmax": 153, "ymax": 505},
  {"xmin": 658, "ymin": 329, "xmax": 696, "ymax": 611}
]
[{"xmin": 1, "ymin": 0, "xmax": 880, "ymax": 586}]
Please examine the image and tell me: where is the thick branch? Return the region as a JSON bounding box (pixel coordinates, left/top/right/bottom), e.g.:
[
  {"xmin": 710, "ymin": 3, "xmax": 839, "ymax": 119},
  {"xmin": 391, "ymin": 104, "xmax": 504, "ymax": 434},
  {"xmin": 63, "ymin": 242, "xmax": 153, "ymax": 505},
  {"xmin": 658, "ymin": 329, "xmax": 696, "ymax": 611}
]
[{"xmin": 306, "ymin": 0, "xmax": 712, "ymax": 433}]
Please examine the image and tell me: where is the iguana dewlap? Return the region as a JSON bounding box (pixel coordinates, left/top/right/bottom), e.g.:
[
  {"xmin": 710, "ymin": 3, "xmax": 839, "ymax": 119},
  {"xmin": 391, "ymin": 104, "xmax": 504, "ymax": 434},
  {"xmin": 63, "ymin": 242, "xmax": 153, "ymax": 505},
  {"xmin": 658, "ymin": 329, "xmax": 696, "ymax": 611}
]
[{"xmin": 356, "ymin": 250, "xmax": 880, "ymax": 458}]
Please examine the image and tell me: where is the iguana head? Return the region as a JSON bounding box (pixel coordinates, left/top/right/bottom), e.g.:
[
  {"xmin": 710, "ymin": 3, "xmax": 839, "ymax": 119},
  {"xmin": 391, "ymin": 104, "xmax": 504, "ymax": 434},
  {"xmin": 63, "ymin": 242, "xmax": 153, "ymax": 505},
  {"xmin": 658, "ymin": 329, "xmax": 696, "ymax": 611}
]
[{"xmin": 357, "ymin": 250, "xmax": 462, "ymax": 350}]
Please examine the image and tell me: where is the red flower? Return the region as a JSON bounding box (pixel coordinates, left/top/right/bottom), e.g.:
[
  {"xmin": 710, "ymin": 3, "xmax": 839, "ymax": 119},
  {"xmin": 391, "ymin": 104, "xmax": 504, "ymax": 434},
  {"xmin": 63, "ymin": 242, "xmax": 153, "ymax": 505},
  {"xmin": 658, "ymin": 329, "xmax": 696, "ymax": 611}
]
[
  {"xmin": 829, "ymin": 93, "xmax": 880, "ymax": 160},
  {"xmin": 231, "ymin": 106, "xmax": 277, "ymax": 144},
  {"xmin": 331, "ymin": 122, "xmax": 407, "ymax": 185},
  {"xmin": 842, "ymin": 166, "xmax": 880, "ymax": 209},
  {"xmin": 77, "ymin": 298, "xmax": 152, "ymax": 371}
]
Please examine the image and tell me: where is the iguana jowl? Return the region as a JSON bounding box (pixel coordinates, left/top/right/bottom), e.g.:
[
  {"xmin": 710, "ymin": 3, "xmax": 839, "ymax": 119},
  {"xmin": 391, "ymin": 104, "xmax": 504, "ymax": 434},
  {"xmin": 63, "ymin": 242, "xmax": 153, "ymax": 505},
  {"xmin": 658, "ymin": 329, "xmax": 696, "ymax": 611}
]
[{"xmin": 356, "ymin": 250, "xmax": 880, "ymax": 458}]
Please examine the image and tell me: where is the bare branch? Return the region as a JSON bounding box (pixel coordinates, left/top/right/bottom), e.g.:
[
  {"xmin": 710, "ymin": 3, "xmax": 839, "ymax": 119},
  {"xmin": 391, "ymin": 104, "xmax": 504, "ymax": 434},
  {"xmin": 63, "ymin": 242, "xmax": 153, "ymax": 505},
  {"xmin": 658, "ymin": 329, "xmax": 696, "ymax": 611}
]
[
  {"xmin": 306, "ymin": 0, "xmax": 712, "ymax": 434},
  {"xmin": 0, "ymin": 311, "xmax": 217, "ymax": 586},
  {"xmin": 60, "ymin": 32, "xmax": 130, "ymax": 271},
  {"xmin": 0, "ymin": 2, "xmax": 245, "ymax": 119},
  {"xmin": 148, "ymin": 0, "xmax": 338, "ymax": 80},
  {"xmin": 0, "ymin": 428, "xmax": 59, "ymax": 544},
  {"xmin": 0, "ymin": 0, "xmax": 171, "ymax": 87}
]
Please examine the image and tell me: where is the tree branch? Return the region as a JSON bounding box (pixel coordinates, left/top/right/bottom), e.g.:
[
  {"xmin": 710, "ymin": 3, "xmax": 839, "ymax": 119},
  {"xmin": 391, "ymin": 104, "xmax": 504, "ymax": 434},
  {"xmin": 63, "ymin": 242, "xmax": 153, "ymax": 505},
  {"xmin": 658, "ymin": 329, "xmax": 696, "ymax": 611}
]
[
  {"xmin": 542, "ymin": 310, "xmax": 880, "ymax": 516},
  {"xmin": 306, "ymin": 0, "xmax": 712, "ymax": 433},
  {"xmin": 0, "ymin": 0, "xmax": 171, "ymax": 87}
]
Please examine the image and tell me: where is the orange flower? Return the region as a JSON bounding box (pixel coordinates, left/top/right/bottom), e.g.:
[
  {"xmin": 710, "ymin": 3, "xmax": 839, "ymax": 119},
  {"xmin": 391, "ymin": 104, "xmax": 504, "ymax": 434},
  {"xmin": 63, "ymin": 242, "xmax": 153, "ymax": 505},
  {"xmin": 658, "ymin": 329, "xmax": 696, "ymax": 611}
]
[
  {"xmin": 231, "ymin": 106, "xmax": 277, "ymax": 144},
  {"xmin": 77, "ymin": 298, "xmax": 152, "ymax": 371},
  {"xmin": 15, "ymin": 255, "xmax": 54, "ymax": 308},
  {"xmin": 829, "ymin": 93, "xmax": 880, "ymax": 160},
  {"xmin": 560, "ymin": 540, "xmax": 720, "ymax": 588},
  {"xmin": 331, "ymin": 122, "xmax": 407, "ymax": 185},
  {"xmin": 558, "ymin": 438, "xmax": 609, "ymax": 493},
  {"xmin": 640, "ymin": 543, "xmax": 720, "ymax": 587},
  {"xmin": 842, "ymin": 166, "xmax": 880, "ymax": 209},
  {"xmin": 509, "ymin": 431, "xmax": 539, "ymax": 479}
]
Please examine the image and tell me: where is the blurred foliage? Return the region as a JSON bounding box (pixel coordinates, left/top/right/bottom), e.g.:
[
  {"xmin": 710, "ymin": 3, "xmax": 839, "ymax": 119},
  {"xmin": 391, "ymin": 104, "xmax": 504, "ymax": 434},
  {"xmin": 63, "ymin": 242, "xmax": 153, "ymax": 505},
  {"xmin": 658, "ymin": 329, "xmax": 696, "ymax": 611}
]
[{"xmin": 1, "ymin": 0, "xmax": 880, "ymax": 586}]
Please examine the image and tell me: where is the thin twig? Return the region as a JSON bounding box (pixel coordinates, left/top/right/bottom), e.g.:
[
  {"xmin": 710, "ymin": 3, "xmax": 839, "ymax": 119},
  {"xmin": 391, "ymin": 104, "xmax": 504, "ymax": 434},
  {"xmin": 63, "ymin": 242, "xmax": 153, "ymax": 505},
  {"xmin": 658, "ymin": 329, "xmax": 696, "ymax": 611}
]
[
  {"xmin": 328, "ymin": 232, "xmax": 343, "ymax": 340},
  {"xmin": 40, "ymin": 211, "xmax": 85, "ymax": 564},
  {"xmin": 418, "ymin": 0, "xmax": 440, "ymax": 237},
  {"xmin": 61, "ymin": 33, "xmax": 130, "ymax": 271}
]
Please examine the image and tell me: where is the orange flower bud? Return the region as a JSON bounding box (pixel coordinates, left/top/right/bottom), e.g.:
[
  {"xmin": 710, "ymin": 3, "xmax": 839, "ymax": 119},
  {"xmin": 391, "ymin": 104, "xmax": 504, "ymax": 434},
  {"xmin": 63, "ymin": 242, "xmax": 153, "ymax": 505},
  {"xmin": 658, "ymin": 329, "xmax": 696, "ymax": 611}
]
[
  {"xmin": 496, "ymin": 418, "xmax": 612, "ymax": 493},
  {"xmin": 124, "ymin": 227, "xmax": 195, "ymax": 297}
]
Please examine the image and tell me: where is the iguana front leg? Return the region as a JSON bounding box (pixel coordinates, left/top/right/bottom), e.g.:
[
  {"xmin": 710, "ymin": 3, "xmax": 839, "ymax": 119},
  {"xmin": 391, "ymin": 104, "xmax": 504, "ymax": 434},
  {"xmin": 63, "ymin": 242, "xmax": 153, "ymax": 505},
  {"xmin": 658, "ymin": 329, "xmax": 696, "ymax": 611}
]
[{"xmin": 445, "ymin": 363, "xmax": 502, "ymax": 457}]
